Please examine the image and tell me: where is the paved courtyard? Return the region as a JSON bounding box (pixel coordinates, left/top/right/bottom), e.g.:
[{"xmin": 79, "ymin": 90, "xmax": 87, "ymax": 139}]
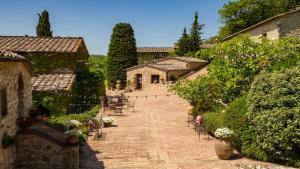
[{"xmin": 80, "ymin": 86, "xmax": 295, "ymax": 169}]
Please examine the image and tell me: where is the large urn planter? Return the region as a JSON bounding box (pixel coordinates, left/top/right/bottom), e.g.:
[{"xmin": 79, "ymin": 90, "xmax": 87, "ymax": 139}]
[
  {"xmin": 215, "ymin": 139, "xmax": 233, "ymax": 160},
  {"xmin": 187, "ymin": 104, "xmax": 194, "ymax": 115},
  {"xmin": 214, "ymin": 127, "xmax": 234, "ymax": 160},
  {"xmin": 66, "ymin": 135, "xmax": 79, "ymax": 144}
]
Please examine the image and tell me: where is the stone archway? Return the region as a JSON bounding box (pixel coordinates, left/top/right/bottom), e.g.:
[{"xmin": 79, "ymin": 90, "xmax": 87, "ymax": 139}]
[{"xmin": 18, "ymin": 73, "xmax": 25, "ymax": 117}]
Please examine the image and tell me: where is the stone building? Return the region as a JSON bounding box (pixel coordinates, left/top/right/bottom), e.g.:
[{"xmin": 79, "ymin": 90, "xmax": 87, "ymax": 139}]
[
  {"xmin": 0, "ymin": 35, "xmax": 89, "ymax": 74},
  {"xmin": 137, "ymin": 47, "xmax": 175, "ymax": 64},
  {"xmin": 0, "ymin": 51, "xmax": 32, "ymax": 169},
  {"xmin": 222, "ymin": 7, "xmax": 300, "ymax": 41},
  {"xmin": 127, "ymin": 57, "xmax": 208, "ymax": 89}
]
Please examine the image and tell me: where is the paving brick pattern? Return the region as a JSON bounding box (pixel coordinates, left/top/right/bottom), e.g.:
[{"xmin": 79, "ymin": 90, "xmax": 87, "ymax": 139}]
[{"xmin": 80, "ymin": 86, "xmax": 296, "ymax": 169}]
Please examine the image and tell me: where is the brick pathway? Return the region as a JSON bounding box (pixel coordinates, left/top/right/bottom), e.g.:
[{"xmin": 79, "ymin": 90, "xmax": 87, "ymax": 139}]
[{"xmin": 80, "ymin": 86, "xmax": 295, "ymax": 169}]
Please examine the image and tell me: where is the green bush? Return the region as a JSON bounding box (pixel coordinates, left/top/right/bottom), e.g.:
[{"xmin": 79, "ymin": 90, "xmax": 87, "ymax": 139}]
[
  {"xmin": 247, "ymin": 67, "xmax": 300, "ymax": 166},
  {"xmin": 224, "ymin": 96, "xmax": 248, "ymax": 151},
  {"xmin": 33, "ymin": 92, "xmax": 72, "ymax": 117},
  {"xmin": 202, "ymin": 112, "xmax": 224, "ymax": 135},
  {"xmin": 49, "ymin": 105, "xmax": 99, "ymax": 129}
]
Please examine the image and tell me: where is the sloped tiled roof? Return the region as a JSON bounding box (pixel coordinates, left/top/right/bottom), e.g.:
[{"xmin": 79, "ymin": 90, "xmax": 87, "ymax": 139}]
[
  {"xmin": 137, "ymin": 47, "xmax": 175, "ymax": 53},
  {"xmin": 0, "ymin": 50, "xmax": 26, "ymax": 60},
  {"xmin": 0, "ymin": 36, "xmax": 84, "ymax": 53},
  {"xmin": 31, "ymin": 73, "xmax": 75, "ymax": 91},
  {"xmin": 149, "ymin": 64, "xmax": 188, "ymax": 71},
  {"xmin": 155, "ymin": 56, "xmax": 208, "ymax": 64}
]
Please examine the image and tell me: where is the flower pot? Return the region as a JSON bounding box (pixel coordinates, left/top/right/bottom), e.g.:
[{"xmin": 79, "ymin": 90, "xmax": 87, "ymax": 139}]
[
  {"xmin": 66, "ymin": 136, "xmax": 79, "ymax": 144},
  {"xmin": 104, "ymin": 122, "xmax": 112, "ymax": 127},
  {"xmin": 215, "ymin": 139, "xmax": 233, "ymax": 160}
]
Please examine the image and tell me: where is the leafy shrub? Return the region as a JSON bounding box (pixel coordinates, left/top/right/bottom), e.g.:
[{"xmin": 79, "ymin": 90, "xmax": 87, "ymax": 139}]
[
  {"xmin": 247, "ymin": 67, "xmax": 300, "ymax": 166},
  {"xmin": 223, "ymin": 96, "xmax": 248, "ymax": 151},
  {"xmin": 202, "ymin": 112, "xmax": 224, "ymax": 135},
  {"xmin": 33, "ymin": 92, "xmax": 72, "ymax": 117},
  {"xmin": 171, "ymin": 76, "xmax": 221, "ymax": 113},
  {"xmin": 49, "ymin": 105, "xmax": 99, "ymax": 129}
]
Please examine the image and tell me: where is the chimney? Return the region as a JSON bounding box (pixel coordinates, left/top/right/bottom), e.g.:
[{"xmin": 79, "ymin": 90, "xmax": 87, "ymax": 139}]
[{"xmin": 24, "ymin": 35, "xmax": 29, "ymax": 37}]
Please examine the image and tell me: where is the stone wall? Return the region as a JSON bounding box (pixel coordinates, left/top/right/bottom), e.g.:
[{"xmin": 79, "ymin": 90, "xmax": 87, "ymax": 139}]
[
  {"xmin": 127, "ymin": 66, "xmax": 167, "ymax": 89},
  {"xmin": 16, "ymin": 133, "xmax": 79, "ymax": 169},
  {"xmin": 0, "ymin": 62, "xmax": 32, "ymax": 169}
]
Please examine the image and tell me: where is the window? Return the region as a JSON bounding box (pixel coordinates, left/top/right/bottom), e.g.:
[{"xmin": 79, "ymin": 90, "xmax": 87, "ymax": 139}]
[
  {"xmin": 0, "ymin": 89, "xmax": 8, "ymax": 119},
  {"xmin": 151, "ymin": 75, "xmax": 160, "ymax": 84}
]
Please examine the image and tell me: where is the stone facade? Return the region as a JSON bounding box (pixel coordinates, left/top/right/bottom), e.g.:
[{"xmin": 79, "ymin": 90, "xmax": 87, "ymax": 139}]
[
  {"xmin": 223, "ymin": 9, "xmax": 300, "ymax": 41},
  {"xmin": 127, "ymin": 66, "xmax": 168, "ymax": 89},
  {"xmin": 0, "ymin": 62, "xmax": 32, "ymax": 169},
  {"xmin": 16, "ymin": 133, "xmax": 79, "ymax": 169},
  {"xmin": 127, "ymin": 57, "xmax": 208, "ymax": 89}
]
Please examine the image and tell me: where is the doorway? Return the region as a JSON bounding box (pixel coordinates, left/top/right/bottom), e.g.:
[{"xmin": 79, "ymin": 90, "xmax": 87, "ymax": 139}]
[{"xmin": 136, "ymin": 74, "xmax": 142, "ymax": 89}]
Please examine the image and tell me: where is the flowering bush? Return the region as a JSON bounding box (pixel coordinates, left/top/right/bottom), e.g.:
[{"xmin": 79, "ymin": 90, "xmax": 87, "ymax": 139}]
[
  {"xmin": 67, "ymin": 119, "xmax": 82, "ymax": 128},
  {"xmin": 214, "ymin": 127, "xmax": 234, "ymax": 139},
  {"xmin": 102, "ymin": 117, "xmax": 114, "ymax": 124},
  {"xmin": 64, "ymin": 129, "xmax": 82, "ymax": 137}
]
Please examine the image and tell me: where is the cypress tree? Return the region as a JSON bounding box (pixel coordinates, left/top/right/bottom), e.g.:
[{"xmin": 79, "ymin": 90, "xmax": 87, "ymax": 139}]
[
  {"xmin": 106, "ymin": 23, "xmax": 138, "ymax": 88},
  {"xmin": 189, "ymin": 12, "xmax": 204, "ymax": 53},
  {"xmin": 175, "ymin": 28, "xmax": 190, "ymax": 56},
  {"xmin": 36, "ymin": 10, "xmax": 53, "ymax": 37}
]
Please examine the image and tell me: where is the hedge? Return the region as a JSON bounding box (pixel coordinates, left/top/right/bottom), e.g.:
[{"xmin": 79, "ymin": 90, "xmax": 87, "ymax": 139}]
[
  {"xmin": 202, "ymin": 112, "xmax": 224, "ymax": 135},
  {"xmin": 247, "ymin": 67, "xmax": 300, "ymax": 166}
]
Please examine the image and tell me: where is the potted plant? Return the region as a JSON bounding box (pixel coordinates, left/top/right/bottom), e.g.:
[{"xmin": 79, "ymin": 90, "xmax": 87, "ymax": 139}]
[
  {"xmin": 64, "ymin": 129, "xmax": 82, "ymax": 144},
  {"xmin": 1, "ymin": 133, "xmax": 15, "ymax": 149},
  {"xmin": 66, "ymin": 119, "xmax": 83, "ymax": 129},
  {"xmin": 102, "ymin": 117, "xmax": 114, "ymax": 127},
  {"xmin": 214, "ymin": 127, "xmax": 234, "ymax": 160}
]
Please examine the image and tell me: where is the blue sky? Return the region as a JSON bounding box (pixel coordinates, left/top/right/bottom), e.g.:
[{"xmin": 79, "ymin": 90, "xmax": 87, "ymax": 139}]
[{"xmin": 0, "ymin": 0, "xmax": 228, "ymax": 55}]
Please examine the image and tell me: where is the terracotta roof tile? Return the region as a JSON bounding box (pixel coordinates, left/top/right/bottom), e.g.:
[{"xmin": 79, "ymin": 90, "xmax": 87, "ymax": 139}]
[
  {"xmin": 137, "ymin": 47, "xmax": 175, "ymax": 53},
  {"xmin": 31, "ymin": 73, "xmax": 76, "ymax": 91},
  {"xmin": 0, "ymin": 36, "xmax": 84, "ymax": 53}
]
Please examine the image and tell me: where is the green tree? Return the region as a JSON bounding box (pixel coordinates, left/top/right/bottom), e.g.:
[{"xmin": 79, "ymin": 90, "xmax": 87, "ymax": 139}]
[
  {"xmin": 106, "ymin": 23, "xmax": 138, "ymax": 88},
  {"xmin": 36, "ymin": 10, "xmax": 53, "ymax": 37},
  {"xmin": 218, "ymin": 0, "xmax": 297, "ymax": 38},
  {"xmin": 189, "ymin": 12, "xmax": 204, "ymax": 53},
  {"xmin": 175, "ymin": 28, "xmax": 190, "ymax": 55}
]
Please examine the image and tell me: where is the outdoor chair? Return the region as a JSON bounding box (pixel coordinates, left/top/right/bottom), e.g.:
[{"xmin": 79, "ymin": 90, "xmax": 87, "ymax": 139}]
[{"xmin": 193, "ymin": 115, "xmax": 209, "ymax": 140}]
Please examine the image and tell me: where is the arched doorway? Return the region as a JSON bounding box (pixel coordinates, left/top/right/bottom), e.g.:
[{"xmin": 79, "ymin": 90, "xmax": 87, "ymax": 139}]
[{"xmin": 18, "ymin": 73, "xmax": 25, "ymax": 117}]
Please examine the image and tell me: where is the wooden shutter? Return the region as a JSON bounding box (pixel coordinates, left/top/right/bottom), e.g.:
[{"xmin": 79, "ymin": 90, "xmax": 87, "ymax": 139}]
[{"xmin": 1, "ymin": 89, "xmax": 7, "ymax": 117}]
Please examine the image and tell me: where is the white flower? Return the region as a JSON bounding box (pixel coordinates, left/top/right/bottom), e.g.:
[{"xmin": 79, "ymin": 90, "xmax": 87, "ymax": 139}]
[
  {"xmin": 102, "ymin": 117, "xmax": 114, "ymax": 123},
  {"xmin": 214, "ymin": 127, "xmax": 234, "ymax": 138},
  {"xmin": 64, "ymin": 129, "xmax": 82, "ymax": 137},
  {"xmin": 68, "ymin": 119, "xmax": 82, "ymax": 127}
]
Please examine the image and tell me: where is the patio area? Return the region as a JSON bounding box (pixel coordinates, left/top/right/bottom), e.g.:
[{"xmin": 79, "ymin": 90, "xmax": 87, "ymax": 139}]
[{"xmin": 80, "ymin": 86, "xmax": 295, "ymax": 169}]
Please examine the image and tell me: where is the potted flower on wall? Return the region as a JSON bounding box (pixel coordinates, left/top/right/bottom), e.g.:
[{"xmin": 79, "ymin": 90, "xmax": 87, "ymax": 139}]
[
  {"xmin": 1, "ymin": 132, "xmax": 15, "ymax": 149},
  {"xmin": 64, "ymin": 129, "xmax": 82, "ymax": 144},
  {"xmin": 102, "ymin": 117, "xmax": 114, "ymax": 127},
  {"xmin": 214, "ymin": 127, "xmax": 234, "ymax": 160}
]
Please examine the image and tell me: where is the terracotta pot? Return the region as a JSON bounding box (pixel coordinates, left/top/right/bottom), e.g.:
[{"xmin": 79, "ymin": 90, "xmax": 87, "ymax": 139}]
[
  {"xmin": 104, "ymin": 122, "xmax": 112, "ymax": 127},
  {"xmin": 215, "ymin": 139, "xmax": 233, "ymax": 160},
  {"xmin": 66, "ymin": 136, "xmax": 79, "ymax": 144}
]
